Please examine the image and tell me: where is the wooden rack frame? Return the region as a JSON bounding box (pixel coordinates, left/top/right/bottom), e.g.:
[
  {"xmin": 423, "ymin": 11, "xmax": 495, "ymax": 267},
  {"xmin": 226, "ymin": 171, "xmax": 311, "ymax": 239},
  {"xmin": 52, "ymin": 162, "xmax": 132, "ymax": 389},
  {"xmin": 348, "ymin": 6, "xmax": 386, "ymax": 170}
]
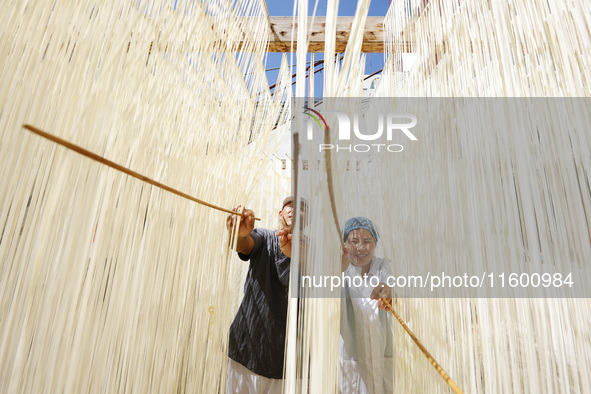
[{"xmin": 239, "ymin": 16, "xmax": 391, "ymax": 53}]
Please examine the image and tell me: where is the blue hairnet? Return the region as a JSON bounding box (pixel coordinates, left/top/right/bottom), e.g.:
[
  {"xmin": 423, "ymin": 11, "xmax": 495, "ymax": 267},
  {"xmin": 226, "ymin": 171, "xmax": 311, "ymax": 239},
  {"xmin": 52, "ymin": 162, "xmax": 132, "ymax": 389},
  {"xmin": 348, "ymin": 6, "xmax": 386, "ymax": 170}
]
[{"xmin": 343, "ymin": 217, "xmax": 379, "ymax": 242}]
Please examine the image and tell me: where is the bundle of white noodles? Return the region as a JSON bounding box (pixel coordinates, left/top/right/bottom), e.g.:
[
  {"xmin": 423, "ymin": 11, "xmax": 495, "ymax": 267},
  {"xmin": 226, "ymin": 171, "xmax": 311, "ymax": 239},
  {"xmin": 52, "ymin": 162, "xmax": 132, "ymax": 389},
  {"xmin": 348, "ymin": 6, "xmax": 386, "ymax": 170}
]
[
  {"xmin": 0, "ymin": 0, "xmax": 290, "ymax": 392},
  {"xmin": 286, "ymin": 0, "xmax": 591, "ymax": 393}
]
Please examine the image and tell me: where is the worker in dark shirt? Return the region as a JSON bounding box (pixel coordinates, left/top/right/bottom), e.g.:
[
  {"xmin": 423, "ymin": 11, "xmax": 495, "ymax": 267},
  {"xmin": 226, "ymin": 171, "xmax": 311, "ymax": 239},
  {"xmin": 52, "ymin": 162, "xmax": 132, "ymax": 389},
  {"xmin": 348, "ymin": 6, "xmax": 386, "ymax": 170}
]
[{"xmin": 225, "ymin": 196, "xmax": 293, "ymax": 393}]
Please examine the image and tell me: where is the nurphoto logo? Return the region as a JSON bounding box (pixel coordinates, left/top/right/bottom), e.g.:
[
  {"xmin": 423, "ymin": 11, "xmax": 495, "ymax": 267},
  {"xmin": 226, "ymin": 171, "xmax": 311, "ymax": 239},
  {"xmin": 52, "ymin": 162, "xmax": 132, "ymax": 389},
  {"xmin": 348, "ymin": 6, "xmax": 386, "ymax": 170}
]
[{"xmin": 303, "ymin": 107, "xmax": 418, "ymax": 153}]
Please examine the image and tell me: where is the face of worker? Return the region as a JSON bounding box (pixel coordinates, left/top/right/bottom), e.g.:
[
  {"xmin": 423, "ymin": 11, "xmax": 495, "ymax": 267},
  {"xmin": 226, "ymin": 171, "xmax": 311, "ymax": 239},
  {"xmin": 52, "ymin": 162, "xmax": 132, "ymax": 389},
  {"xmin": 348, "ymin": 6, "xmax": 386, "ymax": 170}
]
[
  {"xmin": 279, "ymin": 202, "xmax": 293, "ymax": 229},
  {"xmin": 345, "ymin": 229, "xmax": 376, "ymax": 269}
]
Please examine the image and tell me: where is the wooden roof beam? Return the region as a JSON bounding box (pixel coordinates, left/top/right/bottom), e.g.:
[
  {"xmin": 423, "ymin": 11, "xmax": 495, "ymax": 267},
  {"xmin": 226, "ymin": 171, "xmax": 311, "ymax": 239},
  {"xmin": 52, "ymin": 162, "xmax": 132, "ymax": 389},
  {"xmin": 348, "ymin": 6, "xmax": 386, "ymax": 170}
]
[{"xmin": 240, "ymin": 16, "xmax": 396, "ymax": 53}]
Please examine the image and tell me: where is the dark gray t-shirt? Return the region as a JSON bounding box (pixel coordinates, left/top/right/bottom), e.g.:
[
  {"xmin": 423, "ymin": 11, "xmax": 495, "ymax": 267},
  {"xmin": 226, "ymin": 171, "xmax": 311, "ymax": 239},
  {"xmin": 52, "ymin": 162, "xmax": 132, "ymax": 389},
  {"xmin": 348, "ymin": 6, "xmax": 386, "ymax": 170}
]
[{"xmin": 228, "ymin": 228, "xmax": 291, "ymax": 379}]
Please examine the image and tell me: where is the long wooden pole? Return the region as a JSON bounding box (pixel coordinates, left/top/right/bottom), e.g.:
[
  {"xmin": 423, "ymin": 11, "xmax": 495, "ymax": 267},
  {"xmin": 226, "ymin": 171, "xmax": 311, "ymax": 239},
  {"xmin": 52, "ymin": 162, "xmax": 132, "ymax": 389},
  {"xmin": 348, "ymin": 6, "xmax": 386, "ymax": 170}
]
[
  {"xmin": 382, "ymin": 298, "xmax": 463, "ymax": 394},
  {"xmin": 23, "ymin": 124, "xmax": 260, "ymax": 220}
]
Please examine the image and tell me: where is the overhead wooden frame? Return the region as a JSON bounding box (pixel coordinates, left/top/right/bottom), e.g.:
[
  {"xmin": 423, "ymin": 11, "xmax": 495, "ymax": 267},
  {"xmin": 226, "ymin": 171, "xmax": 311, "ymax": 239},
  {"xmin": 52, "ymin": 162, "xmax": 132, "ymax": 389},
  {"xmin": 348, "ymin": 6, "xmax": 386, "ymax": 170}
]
[{"xmin": 239, "ymin": 16, "xmax": 391, "ymax": 53}]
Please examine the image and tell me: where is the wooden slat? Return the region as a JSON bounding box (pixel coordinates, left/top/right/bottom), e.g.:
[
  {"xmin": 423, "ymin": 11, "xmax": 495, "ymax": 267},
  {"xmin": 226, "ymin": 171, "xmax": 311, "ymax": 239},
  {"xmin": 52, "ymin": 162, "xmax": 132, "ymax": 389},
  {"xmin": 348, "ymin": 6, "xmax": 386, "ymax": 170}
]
[
  {"xmin": 261, "ymin": 41, "xmax": 390, "ymax": 53},
  {"xmin": 268, "ymin": 16, "xmax": 384, "ymax": 53},
  {"xmin": 269, "ymin": 16, "xmax": 383, "ymax": 42},
  {"xmin": 240, "ymin": 16, "xmax": 394, "ymax": 53}
]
